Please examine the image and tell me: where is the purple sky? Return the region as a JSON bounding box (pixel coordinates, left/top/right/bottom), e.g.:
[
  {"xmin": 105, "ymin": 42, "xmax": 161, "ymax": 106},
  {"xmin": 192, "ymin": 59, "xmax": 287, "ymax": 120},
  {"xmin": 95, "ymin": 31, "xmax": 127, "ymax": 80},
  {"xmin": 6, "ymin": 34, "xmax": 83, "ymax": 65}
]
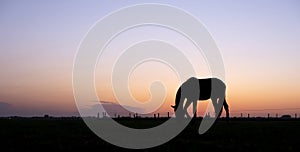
[{"xmin": 0, "ymin": 0, "xmax": 300, "ymax": 117}]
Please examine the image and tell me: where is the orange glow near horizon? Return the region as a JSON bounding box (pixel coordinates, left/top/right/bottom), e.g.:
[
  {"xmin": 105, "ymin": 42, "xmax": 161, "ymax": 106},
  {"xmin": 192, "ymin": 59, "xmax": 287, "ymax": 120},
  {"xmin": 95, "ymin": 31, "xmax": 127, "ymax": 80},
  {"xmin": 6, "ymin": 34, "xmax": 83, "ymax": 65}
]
[
  {"xmin": 1, "ymin": 1, "xmax": 300, "ymax": 117},
  {"xmin": 95, "ymin": 60, "xmax": 300, "ymax": 117}
]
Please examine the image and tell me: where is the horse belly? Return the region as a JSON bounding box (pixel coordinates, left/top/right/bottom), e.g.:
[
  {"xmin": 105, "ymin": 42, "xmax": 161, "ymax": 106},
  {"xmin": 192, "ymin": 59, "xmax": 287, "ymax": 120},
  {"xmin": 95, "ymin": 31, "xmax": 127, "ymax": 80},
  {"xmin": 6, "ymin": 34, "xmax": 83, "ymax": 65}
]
[
  {"xmin": 198, "ymin": 79, "xmax": 212, "ymax": 100},
  {"xmin": 199, "ymin": 86, "xmax": 211, "ymax": 100}
]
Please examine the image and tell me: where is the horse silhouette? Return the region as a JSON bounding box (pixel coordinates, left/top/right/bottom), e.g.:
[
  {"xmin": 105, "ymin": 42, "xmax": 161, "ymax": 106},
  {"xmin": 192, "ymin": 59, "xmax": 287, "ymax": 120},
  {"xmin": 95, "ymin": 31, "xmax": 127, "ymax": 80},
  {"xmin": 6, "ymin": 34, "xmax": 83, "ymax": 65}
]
[{"xmin": 171, "ymin": 77, "xmax": 229, "ymax": 121}]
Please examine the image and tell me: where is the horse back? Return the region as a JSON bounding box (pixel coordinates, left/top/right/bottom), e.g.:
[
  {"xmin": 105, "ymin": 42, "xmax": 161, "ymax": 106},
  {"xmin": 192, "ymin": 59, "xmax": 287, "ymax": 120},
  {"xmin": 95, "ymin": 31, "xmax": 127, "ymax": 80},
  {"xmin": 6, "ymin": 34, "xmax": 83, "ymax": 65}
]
[{"xmin": 198, "ymin": 78, "xmax": 225, "ymax": 100}]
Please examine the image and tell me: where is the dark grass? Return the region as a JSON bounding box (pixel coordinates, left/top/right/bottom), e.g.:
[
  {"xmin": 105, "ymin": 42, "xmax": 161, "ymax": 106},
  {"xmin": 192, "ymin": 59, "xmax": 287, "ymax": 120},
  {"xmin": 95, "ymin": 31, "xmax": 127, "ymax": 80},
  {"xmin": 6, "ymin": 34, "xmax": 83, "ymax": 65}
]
[{"xmin": 0, "ymin": 117, "xmax": 300, "ymax": 152}]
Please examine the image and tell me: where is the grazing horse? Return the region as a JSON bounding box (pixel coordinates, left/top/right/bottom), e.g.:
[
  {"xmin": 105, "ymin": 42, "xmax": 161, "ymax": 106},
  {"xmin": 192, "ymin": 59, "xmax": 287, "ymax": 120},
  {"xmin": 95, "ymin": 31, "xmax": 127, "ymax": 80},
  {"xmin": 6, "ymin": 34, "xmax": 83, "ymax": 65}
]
[{"xmin": 171, "ymin": 77, "xmax": 229, "ymax": 120}]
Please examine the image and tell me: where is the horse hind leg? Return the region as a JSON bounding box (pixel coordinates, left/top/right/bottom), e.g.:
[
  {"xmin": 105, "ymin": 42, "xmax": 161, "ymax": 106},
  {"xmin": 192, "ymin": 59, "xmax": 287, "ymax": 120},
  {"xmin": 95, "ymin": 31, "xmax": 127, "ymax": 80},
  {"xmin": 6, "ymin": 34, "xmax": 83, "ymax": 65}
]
[
  {"xmin": 212, "ymin": 97, "xmax": 223, "ymax": 118},
  {"xmin": 214, "ymin": 96, "xmax": 230, "ymax": 121},
  {"xmin": 223, "ymin": 98, "xmax": 229, "ymax": 121}
]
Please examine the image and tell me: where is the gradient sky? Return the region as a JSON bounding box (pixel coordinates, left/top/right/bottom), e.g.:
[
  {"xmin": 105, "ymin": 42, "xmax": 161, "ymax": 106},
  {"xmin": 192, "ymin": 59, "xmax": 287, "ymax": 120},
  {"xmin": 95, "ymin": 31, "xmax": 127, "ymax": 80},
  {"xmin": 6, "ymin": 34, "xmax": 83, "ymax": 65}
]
[{"xmin": 0, "ymin": 0, "xmax": 300, "ymax": 117}]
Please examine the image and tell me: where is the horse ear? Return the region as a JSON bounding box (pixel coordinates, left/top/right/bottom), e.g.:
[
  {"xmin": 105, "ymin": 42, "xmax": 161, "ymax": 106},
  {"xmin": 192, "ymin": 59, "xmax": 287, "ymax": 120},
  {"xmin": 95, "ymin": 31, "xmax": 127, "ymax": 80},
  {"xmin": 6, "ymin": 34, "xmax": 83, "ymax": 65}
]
[{"xmin": 171, "ymin": 105, "xmax": 175, "ymax": 109}]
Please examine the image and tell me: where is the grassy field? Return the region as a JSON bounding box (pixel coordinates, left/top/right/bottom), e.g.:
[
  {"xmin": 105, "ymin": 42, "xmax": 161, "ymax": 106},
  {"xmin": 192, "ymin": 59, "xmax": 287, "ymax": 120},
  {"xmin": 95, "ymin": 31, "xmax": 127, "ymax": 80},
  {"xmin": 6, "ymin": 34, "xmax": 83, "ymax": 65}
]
[{"xmin": 0, "ymin": 117, "xmax": 300, "ymax": 151}]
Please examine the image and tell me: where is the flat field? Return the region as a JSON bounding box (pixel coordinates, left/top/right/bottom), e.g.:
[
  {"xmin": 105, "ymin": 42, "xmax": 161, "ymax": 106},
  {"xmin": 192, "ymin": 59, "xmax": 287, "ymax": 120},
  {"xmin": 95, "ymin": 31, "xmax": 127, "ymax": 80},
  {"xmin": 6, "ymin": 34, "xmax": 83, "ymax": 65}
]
[{"xmin": 0, "ymin": 118, "xmax": 299, "ymax": 151}]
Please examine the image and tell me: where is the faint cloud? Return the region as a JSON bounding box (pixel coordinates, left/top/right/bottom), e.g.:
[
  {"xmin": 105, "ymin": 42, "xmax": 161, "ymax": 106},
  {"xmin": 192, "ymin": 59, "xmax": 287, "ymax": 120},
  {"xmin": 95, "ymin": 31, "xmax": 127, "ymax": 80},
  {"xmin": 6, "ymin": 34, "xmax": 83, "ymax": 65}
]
[
  {"xmin": 0, "ymin": 101, "xmax": 79, "ymax": 117},
  {"xmin": 81, "ymin": 101, "xmax": 145, "ymax": 117},
  {"xmin": 0, "ymin": 101, "xmax": 13, "ymax": 116}
]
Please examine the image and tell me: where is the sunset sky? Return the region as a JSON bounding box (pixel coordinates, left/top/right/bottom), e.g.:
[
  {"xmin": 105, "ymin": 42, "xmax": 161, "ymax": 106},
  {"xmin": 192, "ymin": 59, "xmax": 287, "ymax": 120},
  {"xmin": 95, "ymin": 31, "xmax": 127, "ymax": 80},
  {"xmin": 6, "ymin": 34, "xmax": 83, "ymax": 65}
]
[{"xmin": 1, "ymin": 0, "xmax": 300, "ymax": 117}]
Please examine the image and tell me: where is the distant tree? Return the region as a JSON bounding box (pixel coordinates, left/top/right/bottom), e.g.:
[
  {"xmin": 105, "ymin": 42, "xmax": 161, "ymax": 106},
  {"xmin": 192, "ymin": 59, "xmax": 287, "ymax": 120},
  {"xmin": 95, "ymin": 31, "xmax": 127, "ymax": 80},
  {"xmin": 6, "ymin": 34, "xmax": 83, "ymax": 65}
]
[{"xmin": 281, "ymin": 114, "xmax": 291, "ymax": 119}]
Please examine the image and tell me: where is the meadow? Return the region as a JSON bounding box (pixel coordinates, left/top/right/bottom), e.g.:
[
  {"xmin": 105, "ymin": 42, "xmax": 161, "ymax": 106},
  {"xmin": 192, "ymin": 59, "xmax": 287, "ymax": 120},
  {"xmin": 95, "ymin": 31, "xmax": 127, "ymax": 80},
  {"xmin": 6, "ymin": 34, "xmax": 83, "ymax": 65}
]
[{"xmin": 0, "ymin": 117, "xmax": 299, "ymax": 151}]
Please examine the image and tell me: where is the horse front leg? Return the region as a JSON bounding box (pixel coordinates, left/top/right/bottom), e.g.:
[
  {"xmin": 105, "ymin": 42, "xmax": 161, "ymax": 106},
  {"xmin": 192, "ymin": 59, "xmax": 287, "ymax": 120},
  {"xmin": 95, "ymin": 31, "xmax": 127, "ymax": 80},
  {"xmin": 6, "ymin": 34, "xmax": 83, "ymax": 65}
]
[
  {"xmin": 193, "ymin": 100, "xmax": 197, "ymax": 118},
  {"xmin": 183, "ymin": 100, "xmax": 191, "ymax": 118}
]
